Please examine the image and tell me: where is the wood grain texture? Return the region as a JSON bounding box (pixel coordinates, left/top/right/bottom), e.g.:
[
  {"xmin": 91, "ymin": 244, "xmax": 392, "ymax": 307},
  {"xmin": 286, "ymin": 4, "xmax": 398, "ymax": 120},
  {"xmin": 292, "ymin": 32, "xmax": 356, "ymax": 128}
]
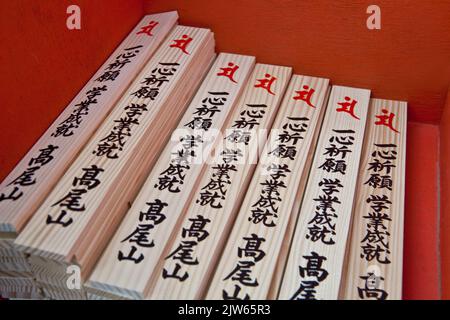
[
  {"xmin": 0, "ymin": 239, "xmax": 33, "ymax": 278},
  {"xmin": 206, "ymin": 75, "xmax": 330, "ymax": 300},
  {"xmin": 278, "ymin": 85, "xmax": 370, "ymax": 300},
  {"xmin": 0, "ymin": 276, "xmax": 41, "ymax": 299},
  {"xmin": 13, "ymin": 25, "xmax": 215, "ymax": 290},
  {"xmin": 86, "ymin": 53, "xmax": 256, "ymax": 300},
  {"xmin": 341, "ymin": 99, "xmax": 407, "ymax": 300},
  {"xmin": 0, "ymin": 0, "xmax": 145, "ymax": 183},
  {"xmin": 440, "ymin": 88, "xmax": 450, "ymax": 299},
  {"xmin": 0, "ymin": 11, "xmax": 178, "ymax": 235},
  {"xmin": 0, "ymin": 10, "xmax": 178, "ymax": 299},
  {"xmin": 145, "ymin": 0, "xmax": 450, "ymax": 124},
  {"xmin": 267, "ymin": 85, "xmax": 331, "ymax": 300},
  {"xmin": 148, "ymin": 64, "xmax": 293, "ymax": 299}
]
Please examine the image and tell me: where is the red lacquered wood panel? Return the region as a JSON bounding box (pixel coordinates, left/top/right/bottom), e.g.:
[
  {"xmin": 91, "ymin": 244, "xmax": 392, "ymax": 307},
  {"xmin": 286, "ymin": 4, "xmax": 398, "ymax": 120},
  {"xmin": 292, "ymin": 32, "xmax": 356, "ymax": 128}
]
[
  {"xmin": 441, "ymin": 89, "xmax": 450, "ymax": 300},
  {"xmin": 0, "ymin": 0, "xmax": 144, "ymax": 182},
  {"xmin": 144, "ymin": 0, "xmax": 450, "ymax": 124},
  {"xmin": 403, "ymin": 122, "xmax": 440, "ymax": 299}
]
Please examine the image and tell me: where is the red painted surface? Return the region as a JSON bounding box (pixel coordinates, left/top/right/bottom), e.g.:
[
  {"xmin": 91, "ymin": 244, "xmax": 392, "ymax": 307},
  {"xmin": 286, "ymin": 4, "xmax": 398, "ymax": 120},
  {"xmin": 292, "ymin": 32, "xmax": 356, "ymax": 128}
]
[
  {"xmin": 403, "ymin": 122, "xmax": 440, "ymax": 299},
  {"xmin": 144, "ymin": 0, "xmax": 450, "ymax": 124},
  {"xmin": 0, "ymin": 0, "xmax": 446, "ymax": 299},
  {"xmin": 441, "ymin": 89, "xmax": 450, "ymax": 300},
  {"xmin": 0, "ymin": 0, "xmax": 144, "ymax": 183}
]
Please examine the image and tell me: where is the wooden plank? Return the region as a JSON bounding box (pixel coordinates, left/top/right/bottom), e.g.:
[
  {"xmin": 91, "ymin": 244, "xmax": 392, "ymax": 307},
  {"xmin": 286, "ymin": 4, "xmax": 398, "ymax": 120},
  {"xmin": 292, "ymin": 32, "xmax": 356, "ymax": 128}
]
[
  {"xmin": 206, "ymin": 75, "xmax": 330, "ymax": 300},
  {"xmin": 277, "ymin": 85, "xmax": 371, "ymax": 300},
  {"xmin": 0, "ymin": 240, "xmax": 33, "ymax": 279},
  {"xmin": 0, "ymin": 258, "xmax": 32, "ymax": 278},
  {"xmin": 340, "ymin": 98, "xmax": 407, "ymax": 300},
  {"xmin": 14, "ymin": 25, "xmax": 216, "ymax": 300},
  {"xmin": 0, "ymin": 11, "xmax": 178, "ymax": 235},
  {"xmin": 1, "ymin": 10, "xmax": 179, "ymax": 294},
  {"xmin": 148, "ymin": 64, "xmax": 293, "ymax": 299},
  {"xmin": 86, "ymin": 53, "xmax": 256, "ymax": 300},
  {"xmin": 0, "ymin": 276, "xmax": 41, "ymax": 299}
]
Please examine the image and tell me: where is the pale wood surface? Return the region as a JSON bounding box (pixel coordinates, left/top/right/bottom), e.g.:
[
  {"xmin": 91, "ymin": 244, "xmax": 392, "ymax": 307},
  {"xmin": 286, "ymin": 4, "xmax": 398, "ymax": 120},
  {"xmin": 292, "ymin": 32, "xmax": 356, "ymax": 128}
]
[
  {"xmin": 340, "ymin": 98, "xmax": 407, "ymax": 300},
  {"xmin": 0, "ymin": 11, "xmax": 178, "ymax": 235},
  {"xmin": 278, "ymin": 85, "xmax": 371, "ymax": 300},
  {"xmin": 148, "ymin": 64, "xmax": 293, "ymax": 299},
  {"xmin": 267, "ymin": 85, "xmax": 331, "ymax": 300},
  {"xmin": 206, "ymin": 75, "xmax": 330, "ymax": 300},
  {"xmin": 14, "ymin": 25, "xmax": 215, "ymax": 284},
  {"xmin": 0, "ymin": 276, "xmax": 41, "ymax": 299},
  {"xmin": 0, "ymin": 238, "xmax": 33, "ymax": 278},
  {"xmin": 86, "ymin": 53, "xmax": 256, "ymax": 300}
]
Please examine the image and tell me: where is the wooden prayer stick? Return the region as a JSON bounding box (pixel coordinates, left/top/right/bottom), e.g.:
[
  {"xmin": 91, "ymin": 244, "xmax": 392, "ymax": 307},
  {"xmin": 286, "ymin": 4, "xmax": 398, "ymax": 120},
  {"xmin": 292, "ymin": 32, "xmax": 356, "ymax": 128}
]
[
  {"xmin": 0, "ymin": 11, "xmax": 178, "ymax": 298},
  {"xmin": 278, "ymin": 85, "xmax": 371, "ymax": 300},
  {"xmin": 148, "ymin": 63, "xmax": 293, "ymax": 299},
  {"xmin": 14, "ymin": 25, "xmax": 215, "ymax": 299},
  {"xmin": 340, "ymin": 98, "xmax": 407, "ymax": 300},
  {"xmin": 206, "ymin": 74, "xmax": 330, "ymax": 300},
  {"xmin": 86, "ymin": 53, "xmax": 256, "ymax": 300}
]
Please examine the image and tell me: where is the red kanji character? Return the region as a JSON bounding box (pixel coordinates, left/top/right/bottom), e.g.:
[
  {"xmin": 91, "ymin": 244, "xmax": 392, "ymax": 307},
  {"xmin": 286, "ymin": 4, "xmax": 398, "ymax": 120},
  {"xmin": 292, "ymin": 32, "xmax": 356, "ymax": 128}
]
[
  {"xmin": 217, "ymin": 62, "xmax": 239, "ymax": 83},
  {"xmin": 375, "ymin": 108, "xmax": 400, "ymax": 133},
  {"xmin": 170, "ymin": 34, "xmax": 193, "ymax": 54},
  {"xmin": 336, "ymin": 96, "xmax": 360, "ymax": 120},
  {"xmin": 293, "ymin": 85, "xmax": 316, "ymax": 108},
  {"xmin": 254, "ymin": 73, "xmax": 277, "ymax": 95},
  {"xmin": 137, "ymin": 21, "xmax": 159, "ymax": 36}
]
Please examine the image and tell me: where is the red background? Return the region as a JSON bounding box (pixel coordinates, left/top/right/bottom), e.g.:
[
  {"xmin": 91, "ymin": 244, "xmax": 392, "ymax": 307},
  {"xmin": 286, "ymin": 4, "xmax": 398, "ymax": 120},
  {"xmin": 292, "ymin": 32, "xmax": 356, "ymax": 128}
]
[{"xmin": 0, "ymin": 0, "xmax": 449, "ymax": 299}]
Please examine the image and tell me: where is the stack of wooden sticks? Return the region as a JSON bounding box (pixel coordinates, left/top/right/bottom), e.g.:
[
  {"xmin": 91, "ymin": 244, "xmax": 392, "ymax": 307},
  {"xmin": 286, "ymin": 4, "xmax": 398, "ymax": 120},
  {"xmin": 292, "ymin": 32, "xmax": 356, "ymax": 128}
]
[
  {"xmin": 14, "ymin": 22, "xmax": 215, "ymax": 300},
  {"xmin": 0, "ymin": 11, "xmax": 179, "ymax": 299},
  {"xmin": 0, "ymin": 10, "xmax": 406, "ymax": 300}
]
